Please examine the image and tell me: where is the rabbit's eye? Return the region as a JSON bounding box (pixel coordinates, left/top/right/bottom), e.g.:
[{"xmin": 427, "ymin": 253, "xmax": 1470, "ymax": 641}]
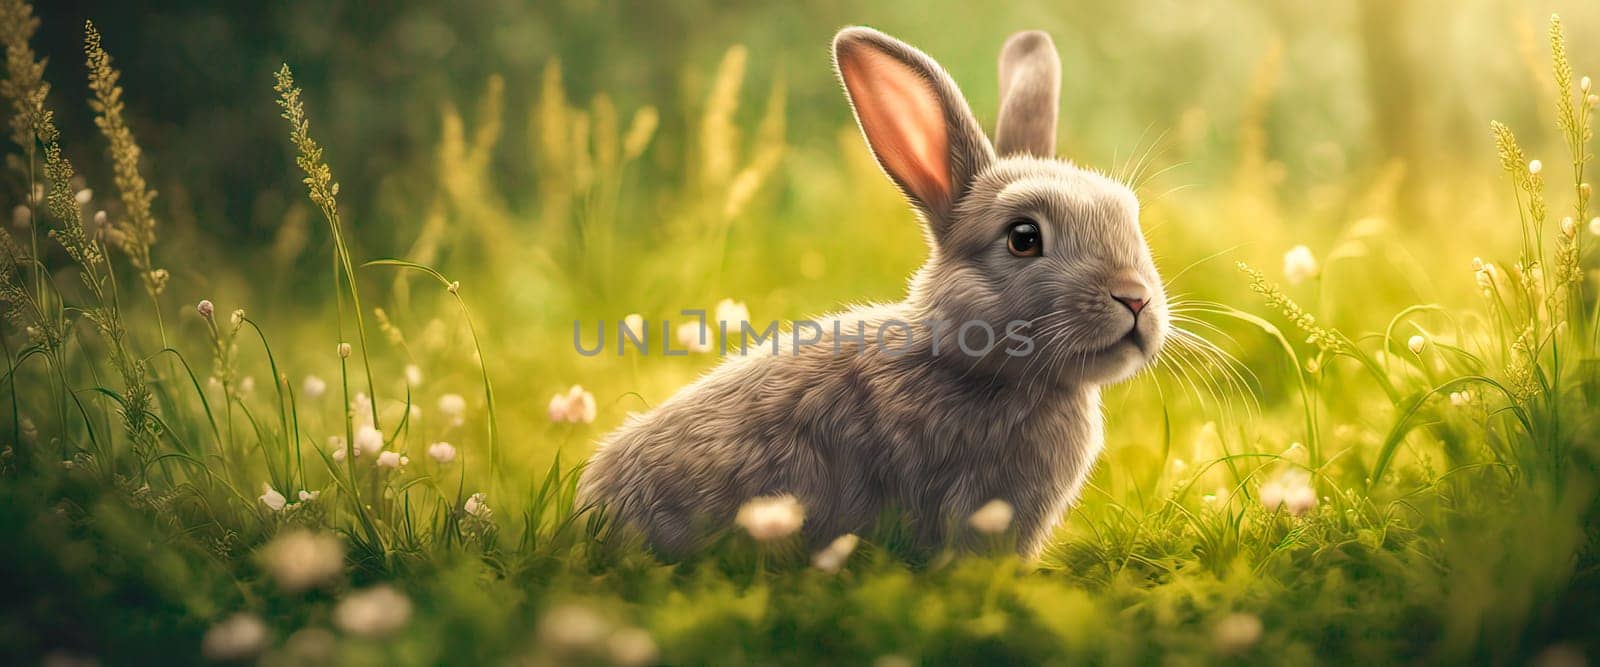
[{"xmin": 1007, "ymin": 220, "xmax": 1042, "ymax": 257}]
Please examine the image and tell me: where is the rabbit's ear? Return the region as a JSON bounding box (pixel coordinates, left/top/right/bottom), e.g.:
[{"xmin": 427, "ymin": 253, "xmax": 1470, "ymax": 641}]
[
  {"xmin": 994, "ymin": 31, "xmax": 1061, "ymax": 158},
  {"xmin": 834, "ymin": 27, "xmax": 993, "ymax": 227}
]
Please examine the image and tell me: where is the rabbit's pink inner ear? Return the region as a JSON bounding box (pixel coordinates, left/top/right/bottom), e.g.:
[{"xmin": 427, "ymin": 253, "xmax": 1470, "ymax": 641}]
[{"xmin": 838, "ymin": 44, "xmax": 951, "ymax": 210}]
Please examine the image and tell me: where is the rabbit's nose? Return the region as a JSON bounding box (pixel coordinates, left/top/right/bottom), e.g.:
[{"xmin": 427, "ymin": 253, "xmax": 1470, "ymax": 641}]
[{"xmin": 1110, "ymin": 279, "xmax": 1149, "ymax": 316}]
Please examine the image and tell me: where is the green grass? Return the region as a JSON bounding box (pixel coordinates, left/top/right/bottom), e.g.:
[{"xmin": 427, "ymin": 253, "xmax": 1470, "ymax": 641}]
[{"xmin": 2, "ymin": 1, "xmax": 1599, "ymax": 664}]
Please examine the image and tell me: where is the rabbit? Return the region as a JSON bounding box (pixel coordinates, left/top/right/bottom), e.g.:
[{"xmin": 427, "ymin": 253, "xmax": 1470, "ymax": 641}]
[{"xmin": 578, "ymin": 26, "xmax": 1168, "ymax": 559}]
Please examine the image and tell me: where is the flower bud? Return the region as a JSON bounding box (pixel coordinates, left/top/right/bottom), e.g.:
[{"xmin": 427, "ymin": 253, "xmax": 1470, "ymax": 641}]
[
  {"xmin": 338, "ymin": 342, "xmax": 352, "ymax": 358},
  {"xmin": 197, "ymin": 300, "xmax": 215, "ymax": 320},
  {"xmin": 1528, "ymin": 159, "xmax": 1543, "ymax": 175}
]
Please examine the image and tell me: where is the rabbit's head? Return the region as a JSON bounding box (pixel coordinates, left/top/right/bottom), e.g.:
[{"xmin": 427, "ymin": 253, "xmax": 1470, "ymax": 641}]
[{"xmin": 834, "ymin": 27, "xmax": 1166, "ymax": 387}]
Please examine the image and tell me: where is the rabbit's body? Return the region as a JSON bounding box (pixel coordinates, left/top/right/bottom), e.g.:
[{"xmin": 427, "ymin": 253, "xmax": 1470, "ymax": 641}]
[
  {"xmin": 581, "ymin": 28, "xmax": 1169, "ymax": 558},
  {"xmin": 579, "ymin": 303, "xmax": 1105, "ymax": 557}
]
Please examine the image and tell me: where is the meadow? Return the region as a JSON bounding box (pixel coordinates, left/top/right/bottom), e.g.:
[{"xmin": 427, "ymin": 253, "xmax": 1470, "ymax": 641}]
[{"xmin": 1, "ymin": 0, "xmax": 1599, "ymax": 664}]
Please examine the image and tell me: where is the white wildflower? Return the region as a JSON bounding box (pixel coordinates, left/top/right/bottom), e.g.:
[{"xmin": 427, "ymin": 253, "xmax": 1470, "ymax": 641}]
[
  {"xmin": 622, "ymin": 313, "xmax": 647, "ymax": 341},
  {"xmin": 334, "ymin": 585, "xmax": 413, "ymax": 637},
  {"xmin": 11, "ymin": 204, "xmax": 28, "ymax": 227},
  {"xmin": 676, "ymin": 321, "xmax": 712, "ymax": 353},
  {"xmin": 329, "ymin": 435, "xmax": 348, "ymax": 462},
  {"xmin": 464, "ymin": 492, "xmax": 491, "ymax": 519},
  {"xmin": 74, "ymin": 188, "xmax": 93, "ymax": 205},
  {"xmin": 1562, "ymin": 217, "xmax": 1577, "ymax": 238},
  {"xmin": 1407, "ymin": 335, "xmax": 1427, "ymax": 355},
  {"xmin": 298, "ymin": 490, "xmax": 320, "ymax": 502},
  {"xmin": 608, "ymin": 627, "xmax": 660, "ymax": 667},
  {"xmin": 548, "ymin": 385, "xmax": 597, "ymax": 424},
  {"xmin": 427, "ymin": 441, "xmax": 457, "ymax": 464},
  {"xmin": 968, "ymin": 499, "xmax": 1014, "ymax": 534},
  {"xmin": 238, "ymin": 375, "xmax": 256, "ymax": 396},
  {"xmin": 715, "ymin": 298, "xmax": 751, "ymax": 329},
  {"xmin": 1260, "ymin": 470, "xmax": 1316, "ymax": 516},
  {"xmin": 337, "ymin": 342, "xmax": 352, "ymax": 358},
  {"xmin": 735, "ymin": 494, "xmax": 805, "ymax": 541},
  {"xmin": 302, "ymin": 375, "xmax": 327, "ymax": 399},
  {"xmin": 438, "ymin": 393, "xmax": 467, "ymax": 426},
  {"xmin": 404, "ymin": 364, "xmax": 422, "ymax": 386},
  {"xmin": 1529, "ymin": 159, "xmax": 1543, "ymax": 175},
  {"xmin": 538, "ymin": 603, "xmax": 610, "ymax": 655},
  {"xmin": 259, "ymin": 529, "xmax": 344, "ymax": 592},
  {"xmin": 354, "ymin": 425, "xmax": 384, "ymax": 457},
  {"xmin": 1212, "ymin": 612, "xmax": 1263, "ymax": 654},
  {"xmin": 1589, "ymin": 217, "xmax": 1600, "ymax": 236},
  {"xmin": 376, "ymin": 451, "xmax": 407, "ymax": 469},
  {"xmin": 1449, "ymin": 390, "xmax": 1472, "ymax": 407},
  {"xmin": 259, "ymin": 483, "xmax": 287, "ymax": 512},
  {"xmin": 1282, "ymin": 245, "xmax": 1319, "ymax": 285},
  {"xmin": 1583, "ymin": 76, "xmax": 1593, "ymax": 93},
  {"xmin": 196, "ymin": 299, "xmax": 215, "ymax": 320},
  {"xmin": 201, "ymin": 613, "xmax": 269, "ymax": 661},
  {"xmin": 812, "ymin": 533, "xmax": 861, "ymax": 574}
]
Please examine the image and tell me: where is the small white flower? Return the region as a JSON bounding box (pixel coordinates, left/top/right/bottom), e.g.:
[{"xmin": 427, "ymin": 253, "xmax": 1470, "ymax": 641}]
[
  {"xmin": 259, "ymin": 529, "xmax": 344, "ymax": 592},
  {"xmin": 376, "ymin": 451, "xmax": 406, "ymax": 468},
  {"xmin": 622, "ymin": 313, "xmax": 647, "ymax": 341},
  {"xmin": 447, "ymin": 280, "xmax": 460, "ymax": 294},
  {"xmin": 1282, "ymin": 245, "xmax": 1319, "ymax": 285},
  {"xmin": 811, "ymin": 533, "xmax": 860, "ymax": 574},
  {"xmin": 298, "ymin": 489, "xmax": 320, "ymax": 502},
  {"xmin": 1259, "ymin": 471, "xmax": 1316, "ymax": 517},
  {"xmin": 1529, "ymin": 159, "xmax": 1543, "ymax": 175},
  {"xmin": 260, "ymin": 483, "xmax": 287, "ymax": 512},
  {"xmin": 201, "ymin": 613, "xmax": 269, "ymax": 661},
  {"xmin": 197, "ymin": 299, "xmax": 215, "ymax": 320},
  {"xmin": 427, "ymin": 441, "xmax": 457, "ymax": 464},
  {"xmin": 334, "ymin": 585, "xmax": 413, "ymax": 637},
  {"xmin": 93, "ymin": 210, "xmax": 107, "ymax": 226},
  {"xmin": 607, "ymin": 627, "xmax": 660, "ymax": 667},
  {"xmin": 302, "ymin": 375, "xmax": 327, "ymax": 399},
  {"xmin": 715, "ymin": 298, "xmax": 751, "ymax": 329},
  {"xmin": 329, "ymin": 435, "xmax": 348, "ymax": 461},
  {"xmin": 354, "ymin": 425, "xmax": 384, "ymax": 456},
  {"xmin": 676, "ymin": 321, "xmax": 712, "ymax": 353},
  {"xmin": 1589, "ymin": 93, "xmax": 1599, "ymax": 108},
  {"xmin": 438, "ymin": 393, "xmax": 467, "ymax": 425},
  {"xmin": 1584, "ymin": 75, "xmax": 1593, "ymax": 93},
  {"xmin": 735, "ymin": 494, "xmax": 805, "ymax": 541},
  {"xmin": 404, "ymin": 364, "xmax": 422, "ymax": 386},
  {"xmin": 1407, "ymin": 334, "xmax": 1427, "ymax": 355},
  {"xmin": 464, "ymin": 491, "xmax": 492, "ymax": 518},
  {"xmin": 238, "ymin": 375, "xmax": 256, "ymax": 396},
  {"xmin": 337, "ymin": 342, "xmax": 352, "ymax": 358},
  {"xmin": 538, "ymin": 603, "xmax": 611, "ymax": 655},
  {"xmin": 1212, "ymin": 612, "xmax": 1263, "ymax": 654},
  {"xmin": 1589, "ymin": 217, "xmax": 1600, "ymax": 236},
  {"xmin": 408, "ymin": 404, "xmax": 422, "ymax": 422},
  {"xmin": 968, "ymin": 499, "xmax": 1014, "ymax": 534},
  {"xmin": 11, "ymin": 204, "xmax": 28, "ymax": 228},
  {"xmin": 547, "ymin": 385, "xmax": 597, "ymax": 424},
  {"xmin": 1450, "ymin": 390, "xmax": 1472, "ymax": 407},
  {"xmin": 1283, "ymin": 484, "xmax": 1317, "ymax": 516},
  {"xmin": 1171, "ymin": 458, "xmax": 1187, "ymax": 473},
  {"xmin": 1562, "ymin": 217, "xmax": 1577, "ymax": 238},
  {"xmin": 74, "ymin": 188, "xmax": 93, "ymax": 205}
]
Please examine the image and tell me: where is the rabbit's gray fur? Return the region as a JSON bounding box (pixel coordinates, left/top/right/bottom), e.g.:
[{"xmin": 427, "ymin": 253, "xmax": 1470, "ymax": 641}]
[{"xmin": 579, "ymin": 27, "xmax": 1167, "ymax": 559}]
